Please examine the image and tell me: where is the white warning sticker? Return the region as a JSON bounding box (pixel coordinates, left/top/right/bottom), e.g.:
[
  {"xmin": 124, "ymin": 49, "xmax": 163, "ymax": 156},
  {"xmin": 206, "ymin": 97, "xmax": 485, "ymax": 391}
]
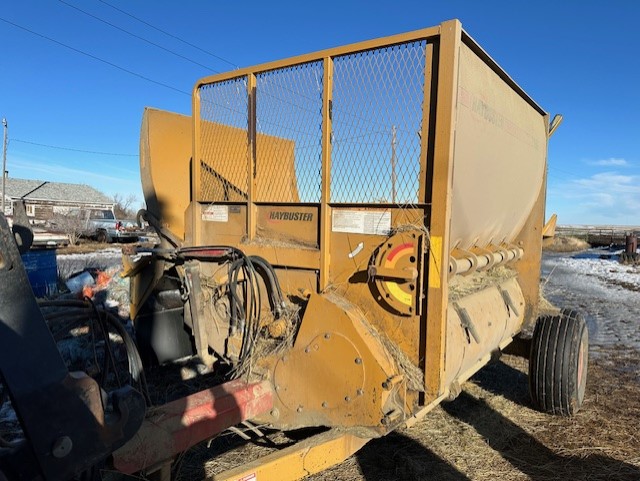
[
  {"xmin": 202, "ymin": 205, "xmax": 229, "ymax": 222},
  {"xmin": 332, "ymin": 210, "xmax": 391, "ymax": 236}
]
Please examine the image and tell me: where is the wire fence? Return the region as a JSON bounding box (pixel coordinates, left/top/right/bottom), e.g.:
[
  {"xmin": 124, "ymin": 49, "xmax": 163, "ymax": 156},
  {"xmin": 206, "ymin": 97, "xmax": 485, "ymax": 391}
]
[{"xmin": 198, "ymin": 38, "xmax": 430, "ymax": 205}]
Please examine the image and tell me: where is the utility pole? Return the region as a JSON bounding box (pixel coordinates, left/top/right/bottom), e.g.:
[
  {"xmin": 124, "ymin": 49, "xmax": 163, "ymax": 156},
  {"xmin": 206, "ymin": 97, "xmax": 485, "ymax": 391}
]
[
  {"xmin": 2, "ymin": 118, "xmax": 7, "ymax": 215},
  {"xmin": 391, "ymin": 124, "xmax": 397, "ymax": 204}
]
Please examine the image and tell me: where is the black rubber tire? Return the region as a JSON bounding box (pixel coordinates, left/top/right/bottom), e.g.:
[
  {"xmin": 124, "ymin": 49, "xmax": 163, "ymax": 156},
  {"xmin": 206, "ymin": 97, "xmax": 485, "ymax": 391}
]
[
  {"xmin": 529, "ymin": 309, "xmax": 588, "ymax": 416},
  {"xmin": 95, "ymin": 230, "xmax": 109, "ymax": 243}
]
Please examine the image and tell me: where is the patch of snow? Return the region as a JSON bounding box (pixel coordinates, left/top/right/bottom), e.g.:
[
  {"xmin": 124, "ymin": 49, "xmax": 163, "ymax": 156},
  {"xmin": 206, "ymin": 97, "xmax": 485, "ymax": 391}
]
[{"xmin": 542, "ymin": 249, "xmax": 640, "ymax": 355}]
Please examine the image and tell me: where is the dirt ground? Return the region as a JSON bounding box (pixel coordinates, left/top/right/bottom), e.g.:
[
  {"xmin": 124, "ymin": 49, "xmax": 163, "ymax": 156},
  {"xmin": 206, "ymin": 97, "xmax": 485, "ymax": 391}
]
[{"xmin": 305, "ymin": 350, "xmax": 640, "ymax": 481}]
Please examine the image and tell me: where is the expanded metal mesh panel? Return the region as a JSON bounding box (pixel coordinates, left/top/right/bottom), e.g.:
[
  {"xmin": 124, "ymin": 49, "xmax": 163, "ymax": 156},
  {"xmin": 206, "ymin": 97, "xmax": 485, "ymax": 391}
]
[
  {"xmin": 199, "ymin": 78, "xmax": 249, "ymax": 202},
  {"xmin": 256, "ymin": 62, "xmax": 323, "ymax": 203},
  {"xmin": 331, "ymin": 41, "xmax": 427, "ymax": 204}
]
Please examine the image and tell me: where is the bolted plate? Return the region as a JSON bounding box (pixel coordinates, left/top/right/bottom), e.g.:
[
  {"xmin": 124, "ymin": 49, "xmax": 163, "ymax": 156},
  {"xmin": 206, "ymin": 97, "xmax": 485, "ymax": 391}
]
[{"xmin": 273, "ymin": 332, "xmax": 365, "ymax": 412}]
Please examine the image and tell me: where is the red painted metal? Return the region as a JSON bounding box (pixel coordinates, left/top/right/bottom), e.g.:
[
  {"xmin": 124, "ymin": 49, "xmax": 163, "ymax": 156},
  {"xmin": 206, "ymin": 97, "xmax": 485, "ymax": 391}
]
[{"xmin": 112, "ymin": 380, "xmax": 273, "ymax": 474}]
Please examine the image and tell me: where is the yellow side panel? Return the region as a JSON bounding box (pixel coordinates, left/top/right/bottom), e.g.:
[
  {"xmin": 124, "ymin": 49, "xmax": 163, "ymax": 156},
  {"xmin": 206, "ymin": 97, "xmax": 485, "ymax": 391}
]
[{"xmin": 140, "ymin": 107, "xmax": 192, "ymax": 241}]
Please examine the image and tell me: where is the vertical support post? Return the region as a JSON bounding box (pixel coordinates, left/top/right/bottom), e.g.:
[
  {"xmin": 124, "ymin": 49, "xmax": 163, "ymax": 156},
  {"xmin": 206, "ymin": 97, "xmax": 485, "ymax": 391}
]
[
  {"xmin": 2, "ymin": 118, "xmax": 7, "ymax": 215},
  {"xmin": 424, "ymin": 20, "xmax": 461, "ymax": 401},
  {"xmin": 513, "ymin": 112, "xmax": 549, "ymax": 328},
  {"xmin": 247, "ymin": 74, "xmax": 258, "ymax": 240},
  {"xmin": 418, "ymin": 43, "xmax": 435, "ymax": 203},
  {"xmin": 192, "ymin": 88, "xmax": 202, "ymax": 246},
  {"xmin": 319, "ymin": 57, "xmax": 334, "ymax": 291}
]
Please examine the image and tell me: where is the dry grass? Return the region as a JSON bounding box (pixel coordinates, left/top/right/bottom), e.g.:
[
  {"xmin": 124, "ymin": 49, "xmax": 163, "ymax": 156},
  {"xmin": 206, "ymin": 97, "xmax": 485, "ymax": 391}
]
[
  {"xmin": 57, "ymin": 240, "xmax": 114, "ymax": 254},
  {"xmin": 185, "ymin": 347, "xmax": 639, "ymax": 481},
  {"xmin": 309, "ymin": 349, "xmax": 640, "ymax": 481},
  {"xmin": 543, "ymin": 236, "xmax": 591, "ymax": 253}
]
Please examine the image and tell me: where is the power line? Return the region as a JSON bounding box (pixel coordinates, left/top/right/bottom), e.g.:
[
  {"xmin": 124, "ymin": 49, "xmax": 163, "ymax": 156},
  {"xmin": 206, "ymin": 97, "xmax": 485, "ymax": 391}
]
[
  {"xmin": 0, "ymin": 16, "xmax": 190, "ymax": 97},
  {"xmin": 11, "ymin": 138, "xmax": 137, "ymax": 157},
  {"xmin": 97, "ymin": 0, "xmax": 238, "ymax": 69},
  {"xmin": 57, "ymin": 0, "xmax": 217, "ymax": 72}
]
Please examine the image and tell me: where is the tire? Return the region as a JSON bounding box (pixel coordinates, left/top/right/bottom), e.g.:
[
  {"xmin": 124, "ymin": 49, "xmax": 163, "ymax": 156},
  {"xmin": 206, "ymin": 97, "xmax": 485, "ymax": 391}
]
[
  {"xmin": 95, "ymin": 230, "xmax": 107, "ymax": 243},
  {"xmin": 529, "ymin": 309, "xmax": 588, "ymax": 416}
]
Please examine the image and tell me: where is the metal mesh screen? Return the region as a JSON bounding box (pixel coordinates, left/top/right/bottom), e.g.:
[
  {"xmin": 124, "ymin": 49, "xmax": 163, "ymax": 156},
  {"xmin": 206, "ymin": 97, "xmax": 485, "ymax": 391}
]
[
  {"xmin": 199, "ymin": 78, "xmax": 249, "ymax": 202},
  {"xmin": 331, "ymin": 41, "xmax": 427, "ymax": 204},
  {"xmin": 256, "ymin": 62, "xmax": 323, "ymax": 203}
]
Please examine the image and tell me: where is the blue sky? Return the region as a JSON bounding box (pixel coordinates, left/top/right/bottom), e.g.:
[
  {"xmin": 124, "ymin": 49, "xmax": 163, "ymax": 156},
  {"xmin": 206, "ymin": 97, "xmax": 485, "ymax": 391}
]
[{"xmin": 1, "ymin": 1, "xmax": 639, "ymax": 225}]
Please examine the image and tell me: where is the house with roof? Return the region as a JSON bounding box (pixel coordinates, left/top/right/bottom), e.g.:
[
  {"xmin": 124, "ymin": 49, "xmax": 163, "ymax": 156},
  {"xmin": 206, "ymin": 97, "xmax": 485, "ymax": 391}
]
[{"xmin": 3, "ymin": 178, "xmax": 114, "ymax": 223}]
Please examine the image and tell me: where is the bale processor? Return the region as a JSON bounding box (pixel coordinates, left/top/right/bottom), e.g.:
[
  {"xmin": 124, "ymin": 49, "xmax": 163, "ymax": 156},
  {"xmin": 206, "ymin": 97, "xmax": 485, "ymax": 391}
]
[{"xmin": 0, "ymin": 19, "xmax": 588, "ymax": 480}]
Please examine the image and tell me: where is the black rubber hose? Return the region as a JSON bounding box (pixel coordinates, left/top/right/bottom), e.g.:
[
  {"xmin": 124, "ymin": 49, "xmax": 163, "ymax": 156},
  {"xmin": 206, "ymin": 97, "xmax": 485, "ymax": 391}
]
[
  {"xmin": 101, "ymin": 310, "xmax": 151, "ymax": 406},
  {"xmin": 247, "ymin": 256, "xmax": 283, "ymax": 315},
  {"xmin": 248, "ymin": 255, "xmax": 284, "ymax": 305},
  {"xmin": 85, "ymin": 298, "xmax": 121, "ymax": 389},
  {"xmin": 228, "ymin": 259, "xmax": 246, "ymax": 332}
]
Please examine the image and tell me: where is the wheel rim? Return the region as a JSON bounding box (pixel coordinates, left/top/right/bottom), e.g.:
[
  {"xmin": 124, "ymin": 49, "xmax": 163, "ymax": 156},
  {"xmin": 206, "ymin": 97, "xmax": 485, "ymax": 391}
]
[{"xmin": 577, "ymin": 328, "xmax": 588, "ymax": 402}]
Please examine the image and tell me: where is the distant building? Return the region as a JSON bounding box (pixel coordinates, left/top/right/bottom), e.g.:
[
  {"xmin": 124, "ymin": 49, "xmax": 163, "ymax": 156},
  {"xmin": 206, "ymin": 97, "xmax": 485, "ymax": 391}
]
[{"xmin": 3, "ymin": 178, "xmax": 114, "ymax": 223}]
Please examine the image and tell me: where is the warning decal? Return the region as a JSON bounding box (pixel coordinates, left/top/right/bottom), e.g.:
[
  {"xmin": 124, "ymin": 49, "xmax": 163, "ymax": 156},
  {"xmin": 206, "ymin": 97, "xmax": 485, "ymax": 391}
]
[
  {"xmin": 332, "ymin": 210, "xmax": 391, "ymax": 236},
  {"xmin": 202, "ymin": 205, "xmax": 229, "ymax": 222}
]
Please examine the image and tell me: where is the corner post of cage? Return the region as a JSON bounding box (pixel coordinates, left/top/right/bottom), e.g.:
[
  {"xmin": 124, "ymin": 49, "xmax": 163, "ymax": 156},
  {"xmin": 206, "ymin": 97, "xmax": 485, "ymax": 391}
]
[
  {"xmin": 418, "ymin": 42, "xmax": 435, "ymax": 203},
  {"xmin": 192, "ymin": 84, "xmax": 203, "ymax": 245},
  {"xmin": 512, "ymin": 111, "xmax": 550, "ymax": 329},
  {"xmin": 423, "ymin": 19, "xmax": 462, "ymax": 401},
  {"xmin": 319, "ymin": 56, "xmax": 334, "ymax": 292},
  {"xmin": 247, "ymin": 73, "xmax": 258, "ymax": 240}
]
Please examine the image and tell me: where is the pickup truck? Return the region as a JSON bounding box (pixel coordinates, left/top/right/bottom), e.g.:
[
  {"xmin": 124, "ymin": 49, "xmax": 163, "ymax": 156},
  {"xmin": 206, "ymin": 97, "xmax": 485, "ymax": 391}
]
[{"xmin": 85, "ymin": 209, "xmax": 145, "ymax": 243}]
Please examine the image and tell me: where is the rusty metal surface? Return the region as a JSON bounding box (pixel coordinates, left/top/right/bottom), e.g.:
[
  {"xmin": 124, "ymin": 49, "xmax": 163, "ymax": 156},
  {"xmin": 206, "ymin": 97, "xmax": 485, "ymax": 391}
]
[{"xmin": 112, "ymin": 380, "xmax": 273, "ymax": 474}]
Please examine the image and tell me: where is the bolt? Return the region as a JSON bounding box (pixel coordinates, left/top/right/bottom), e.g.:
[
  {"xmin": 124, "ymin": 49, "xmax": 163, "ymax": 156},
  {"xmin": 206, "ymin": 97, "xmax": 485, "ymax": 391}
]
[
  {"xmin": 324, "ymin": 333, "xmax": 331, "ymax": 340},
  {"xmin": 275, "ymin": 385, "xmax": 281, "ymax": 391},
  {"xmin": 52, "ymin": 436, "xmax": 73, "ymax": 459},
  {"xmin": 270, "ymin": 408, "xmax": 280, "ymax": 418},
  {"xmin": 355, "ymin": 357, "xmax": 362, "ymax": 365},
  {"xmin": 357, "ymin": 389, "xmax": 364, "ymax": 396},
  {"xmin": 305, "ymin": 346, "xmax": 311, "ymax": 353},
  {"xmin": 322, "ymin": 401, "xmax": 328, "ymax": 408},
  {"xmin": 297, "ymin": 405, "xmax": 304, "ymax": 413},
  {"xmin": 382, "ymin": 381, "xmax": 391, "ymax": 390},
  {"xmin": 345, "ymin": 396, "xmax": 351, "ymax": 402}
]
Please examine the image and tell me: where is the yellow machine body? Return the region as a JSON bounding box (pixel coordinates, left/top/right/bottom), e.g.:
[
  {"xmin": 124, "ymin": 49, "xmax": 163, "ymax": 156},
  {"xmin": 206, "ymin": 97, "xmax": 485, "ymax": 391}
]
[{"xmin": 132, "ymin": 18, "xmax": 551, "ymax": 474}]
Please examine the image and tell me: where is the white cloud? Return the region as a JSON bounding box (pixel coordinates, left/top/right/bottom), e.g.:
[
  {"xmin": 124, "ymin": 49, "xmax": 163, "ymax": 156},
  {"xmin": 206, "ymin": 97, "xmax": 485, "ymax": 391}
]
[
  {"xmin": 587, "ymin": 158, "xmax": 628, "ymax": 167},
  {"xmin": 548, "ymin": 171, "xmax": 640, "ymax": 225}
]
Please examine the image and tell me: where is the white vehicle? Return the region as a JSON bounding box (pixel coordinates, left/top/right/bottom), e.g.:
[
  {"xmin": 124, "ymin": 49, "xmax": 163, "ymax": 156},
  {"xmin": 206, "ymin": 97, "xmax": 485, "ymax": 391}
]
[{"xmin": 84, "ymin": 209, "xmax": 145, "ymax": 243}]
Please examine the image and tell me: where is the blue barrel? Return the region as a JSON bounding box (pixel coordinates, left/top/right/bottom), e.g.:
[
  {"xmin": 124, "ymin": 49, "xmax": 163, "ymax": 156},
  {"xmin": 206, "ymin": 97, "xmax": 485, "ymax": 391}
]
[{"xmin": 20, "ymin": 249, "xmax": 58, "ymax": 298}]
